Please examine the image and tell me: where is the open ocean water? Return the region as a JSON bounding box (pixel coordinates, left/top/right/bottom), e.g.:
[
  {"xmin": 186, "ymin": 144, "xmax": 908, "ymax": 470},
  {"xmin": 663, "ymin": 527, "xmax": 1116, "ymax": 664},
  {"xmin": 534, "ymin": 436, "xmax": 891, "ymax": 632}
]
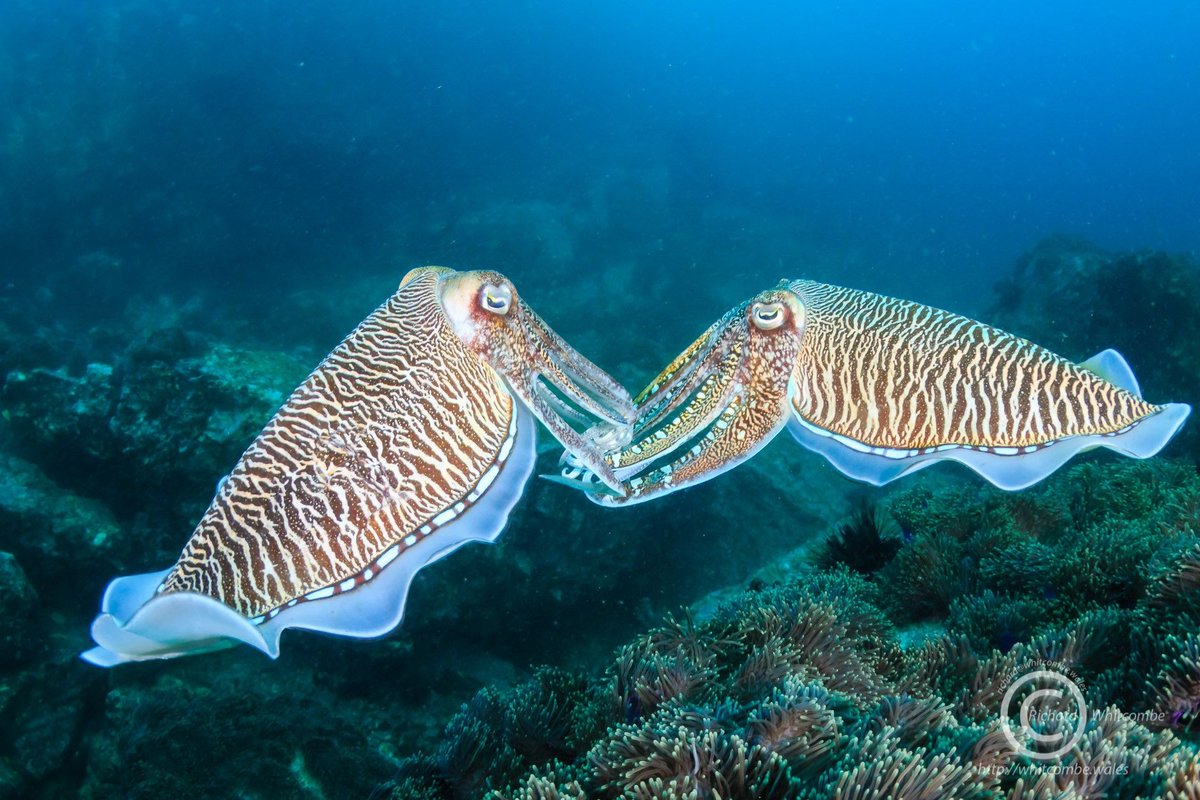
[{"xmin": 1, "ymin": 2, "xmax": 1198, "ymax": 797}]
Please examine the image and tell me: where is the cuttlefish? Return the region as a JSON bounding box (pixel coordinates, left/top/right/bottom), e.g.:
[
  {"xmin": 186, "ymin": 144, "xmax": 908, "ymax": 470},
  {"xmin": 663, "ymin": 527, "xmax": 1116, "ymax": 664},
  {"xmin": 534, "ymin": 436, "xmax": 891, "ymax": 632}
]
[
  {"xmin": 84, "ymin": 267, "xmax": 633, "ymax": 665},
  {"xmin": 557, "ymin": 280, "xmax": 1190, "ymax": 505}
]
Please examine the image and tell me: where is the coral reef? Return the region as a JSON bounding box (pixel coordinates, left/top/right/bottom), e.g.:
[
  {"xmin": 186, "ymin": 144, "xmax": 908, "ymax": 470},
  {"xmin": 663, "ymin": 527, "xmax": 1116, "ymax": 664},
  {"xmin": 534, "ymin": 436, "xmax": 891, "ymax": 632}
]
[
  {"xmin": 0, "ymin": 452, "xmax": 122, "ymax": 586},
  {"xmin": 0, "ymin": 236, "xmax": 1197, "ymax": 796},
  {"xmin": 79, "ymin": 663, "xmax": 398, "ymax": 798},
  {"xmin": 882, "ymin": 460, "xmax": 1200, "ymax": 625},
  {"xmin": 0, "ymin": 552, "xmax": 37, "ymax": 665},
  {"xmin": 2, "ymin": 336, "xmax": 311, "ymax": 517},
  {"xmin": 380, "ymin": 456, "xmax": 1200, "ymax": 798}
]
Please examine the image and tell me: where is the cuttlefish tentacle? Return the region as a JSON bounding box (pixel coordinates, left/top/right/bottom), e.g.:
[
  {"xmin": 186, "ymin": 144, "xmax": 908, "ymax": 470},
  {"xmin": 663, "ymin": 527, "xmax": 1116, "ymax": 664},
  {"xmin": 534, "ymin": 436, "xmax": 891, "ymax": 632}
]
[
  {"xmin": 438, "ymin": 270, "xmax": 633, "ymax": 492},
  {"xmin": 558, "ymin": 290, "xmax": 806, "ymax": 506},
  {"xmin": 609, "ymin": 313, "xmax": 743, "ymax": 478},
  {"xmin": 558, "ymin": 279, "xmax": 1190, "ymax": 504},
  {"xmin": 554, "ymin": 313, "xmax": 738, "ymax": 483},
  {"xmin": 84, "ymin": 267, "xmax": 632, "ymax": 666},
  {"xmin": 625, "ymin": 318, "xmax": 730, "ymax": 434}
]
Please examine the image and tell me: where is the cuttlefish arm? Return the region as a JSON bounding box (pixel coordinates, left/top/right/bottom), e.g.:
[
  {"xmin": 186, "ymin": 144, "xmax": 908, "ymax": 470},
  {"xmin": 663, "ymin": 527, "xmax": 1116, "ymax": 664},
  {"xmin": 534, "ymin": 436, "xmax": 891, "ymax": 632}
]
[
  {"xmin": 556, "ymin": 279, "xmax": 1190, "ymax": 505},
  {"xmin": 553, "ymin": 289, "xmax": 806, "ymax": 506},
  {"xmin": 83, "ymin": 267, "xmax": 633, "ymax": 666}
]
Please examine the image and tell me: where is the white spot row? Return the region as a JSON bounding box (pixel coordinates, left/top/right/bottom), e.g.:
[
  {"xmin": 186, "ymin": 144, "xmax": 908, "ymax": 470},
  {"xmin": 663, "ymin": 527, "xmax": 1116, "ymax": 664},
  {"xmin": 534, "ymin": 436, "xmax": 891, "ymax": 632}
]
[{"xmin": 253, "ymin": 410, "xmax": 521, "ymax": 625}]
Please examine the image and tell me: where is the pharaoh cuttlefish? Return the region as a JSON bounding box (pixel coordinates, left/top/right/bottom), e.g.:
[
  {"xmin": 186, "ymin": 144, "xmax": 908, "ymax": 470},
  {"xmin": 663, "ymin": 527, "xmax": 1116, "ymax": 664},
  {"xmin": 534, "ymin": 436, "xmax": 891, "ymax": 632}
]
[
  {"xmin": 83, "ymin": 267, "xmax": 633, "ymax": 666},
  {"xmin": 84, "ymin": 272, "xmax": 1189, "ymax": 665},
  {"xmin": 556, "ymin": 280, "xmax": 1190, "ymax": 505}
]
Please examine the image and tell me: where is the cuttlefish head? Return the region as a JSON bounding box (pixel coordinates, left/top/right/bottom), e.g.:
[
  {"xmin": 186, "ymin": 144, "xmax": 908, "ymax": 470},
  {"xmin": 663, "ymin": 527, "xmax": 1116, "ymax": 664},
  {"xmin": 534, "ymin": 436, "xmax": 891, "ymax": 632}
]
[
  {"xmin": 436, "ymin": 269, "xmax": 635, "ymax": 494},
  {"xmin": 554, "ymin": 284, "xmax": 806, "ymax": 505}
]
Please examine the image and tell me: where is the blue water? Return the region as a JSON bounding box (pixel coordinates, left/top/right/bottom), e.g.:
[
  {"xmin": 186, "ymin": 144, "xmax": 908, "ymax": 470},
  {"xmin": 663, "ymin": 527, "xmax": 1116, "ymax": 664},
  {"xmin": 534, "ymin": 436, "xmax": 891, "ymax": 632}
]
[
  {"xmin": 2, "ymin": 2, "xmax": 1200, "ymax": 796},
  {"xmin": 3, "ymin": 1, "xmax": 1197, "ymax": 314}
]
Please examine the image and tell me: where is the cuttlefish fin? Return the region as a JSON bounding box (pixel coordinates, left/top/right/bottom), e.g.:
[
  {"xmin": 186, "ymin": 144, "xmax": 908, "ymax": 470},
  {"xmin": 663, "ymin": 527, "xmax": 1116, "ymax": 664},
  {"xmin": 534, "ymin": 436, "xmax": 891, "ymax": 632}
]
[
  {"xmin": 1078, "ymin": 349, "xmax": 1142, "ymax": 398},
  {"xmin": 84, "ymin": 405, "xmax": 538, "ymax": 665},
  {"xmin": 84, "ymin": 578, "xmax": 266, "ymax": 666},
  {"xmin": 787, "ymin": 401, "xmax": 1192, "ymax": 491},
  {"xmin": 254, "ymin": 405, "xmax": 537, "ymax": 647}
]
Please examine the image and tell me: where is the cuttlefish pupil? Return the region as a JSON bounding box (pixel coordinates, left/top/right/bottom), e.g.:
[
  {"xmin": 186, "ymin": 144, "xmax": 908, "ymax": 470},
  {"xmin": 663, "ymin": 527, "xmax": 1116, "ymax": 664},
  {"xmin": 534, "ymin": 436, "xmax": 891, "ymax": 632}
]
[
  {"xmin": 751, "ymin": 301, "xmax": 786, "ymax": 330},
  {"xmin": 481, "ymin": 283, "xmax": 512, "ymax": 315}
]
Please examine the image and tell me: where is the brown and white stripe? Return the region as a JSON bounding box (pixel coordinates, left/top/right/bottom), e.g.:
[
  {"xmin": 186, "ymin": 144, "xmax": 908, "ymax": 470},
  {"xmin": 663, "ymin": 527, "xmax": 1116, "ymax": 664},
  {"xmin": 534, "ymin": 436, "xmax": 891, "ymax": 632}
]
[
  {"xmin": 787, "ymin": 280, "xmax": 1159, "ymax": 450},
  {"xmin": 158, "ymin": 268, "xmax": 516, "ymax": 619}
]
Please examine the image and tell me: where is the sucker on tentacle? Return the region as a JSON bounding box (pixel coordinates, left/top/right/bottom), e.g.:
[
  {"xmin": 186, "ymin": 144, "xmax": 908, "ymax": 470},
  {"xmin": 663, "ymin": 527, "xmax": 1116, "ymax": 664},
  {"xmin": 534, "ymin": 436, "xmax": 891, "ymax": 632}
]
[
  {"xmin": 556, "ymin": 279, "xmax": 1190, "ymax": 505},
  {"xmin": 83, "ymin": 267, "xmax": 633, "ymax": 666}
]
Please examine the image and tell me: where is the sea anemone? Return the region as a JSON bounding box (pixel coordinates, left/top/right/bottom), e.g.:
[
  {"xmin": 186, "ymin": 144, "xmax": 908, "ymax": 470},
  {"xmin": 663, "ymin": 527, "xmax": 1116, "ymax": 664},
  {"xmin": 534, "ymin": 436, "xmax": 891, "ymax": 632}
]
[
  {"xmin": 589, "ymin": 725, "xmax": 793, "ymax": 800},
  {"xmin": 730, "ymin": 600, "xmax": 882, "ymax": 701},
  {"xmin": 435, "ymin": 690, "xmax": 523, "ymax": 798},
  {"xmin": 1009, "ymin": 703, "xmax": 1186, "ymax": 798},
  {"xmin": 716, "ymin": 572, "xmax": 900, "ymax": 704},
  {"xmin": 1148, "ymin": 634, "xmax": 1200, "ymax": 732},
  {"xmin": 505, "ymin": 668, "xmax": 607, "ymax": 764},
  {"xmin": 829, "ymin": 729, "xmax": 997, "ymax": 800},
  {"xmin": 636, "ymin": 610, "xmax": 739, "ymax": 667},
  {"xmin": 611, "ymin": 645, "xmax": 716, "ymax": 720},
  {"xmin": 745, "ymin": 678, "xmax": 844, "ymax": 778},
  {"xmin": 862, "ymin": 695, "xmax": 955, "ymax": 748},
  {"xmin": 947, "ymin": 590, "xmax": 1052, "ymax": 653},
  {"xmin": 1161, "ymin": 750, "xmax": 1200, "ymax": 800},
  {"xmin": 879, "ymin": 528, "xmax": 975, "ymax": 620},
  {"xmin": 1146, "ymin": 542, "xmax": 1200, "ymax": 615},
  {"xmin": 486, "ymin": 769, "xmax": 587, "ymax": 800}
]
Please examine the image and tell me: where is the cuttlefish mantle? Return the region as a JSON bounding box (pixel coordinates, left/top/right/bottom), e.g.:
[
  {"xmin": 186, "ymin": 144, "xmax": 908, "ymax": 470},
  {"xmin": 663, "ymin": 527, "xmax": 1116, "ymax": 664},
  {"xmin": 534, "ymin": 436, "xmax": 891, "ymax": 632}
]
[
  {"xmin": 556, "ymin": 279, "xmax": 1190, "ymax": 504},
  {"xmin": 83, "ymin": 267, "xmax": 633, "ymax": 666}
]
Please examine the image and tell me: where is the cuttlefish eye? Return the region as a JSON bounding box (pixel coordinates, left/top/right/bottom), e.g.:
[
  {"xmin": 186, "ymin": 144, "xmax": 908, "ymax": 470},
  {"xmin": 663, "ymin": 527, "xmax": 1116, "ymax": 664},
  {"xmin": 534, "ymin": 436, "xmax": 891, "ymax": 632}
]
[
  {"xmin": 480, "ymin": 283, "xmax": 513, "ymax": 315},
  {"xmin": 751, "ymin": 301, "xmax": 786, "ymax": 330}
]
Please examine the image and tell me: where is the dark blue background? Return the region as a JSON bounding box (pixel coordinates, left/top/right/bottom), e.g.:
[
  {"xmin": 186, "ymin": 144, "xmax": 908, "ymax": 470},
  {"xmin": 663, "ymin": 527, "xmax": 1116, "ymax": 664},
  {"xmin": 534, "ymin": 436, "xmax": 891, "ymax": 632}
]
[{"xmin": 3, "ymin": 0, "xmax": 1197, "ymax": 315}]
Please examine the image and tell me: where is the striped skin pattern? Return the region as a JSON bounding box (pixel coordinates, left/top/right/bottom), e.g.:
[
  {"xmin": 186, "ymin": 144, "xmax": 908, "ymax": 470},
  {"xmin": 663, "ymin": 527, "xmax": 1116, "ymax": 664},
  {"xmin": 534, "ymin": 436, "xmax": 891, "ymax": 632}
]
[
  {"xmin": 83, "ymin": 266, "xmax": 635, "ymax": 665},
  {"xmin": 563, "ymin": 290, "xmax": 805, "ymax": 505},
  {"xmin": 557, "ymin": 279, "xmax": 1183, "ymax": 504},
  {"xmin": 158, "ymin": 268, "xmax": 517, "ymax": 619},
  {"xmin": 787, "ymin": 280, "xmax": 1159, "ymax": 451},
  {"xmin": 447, "ymin": 272, "xmax": 634, "ymax": 493}
]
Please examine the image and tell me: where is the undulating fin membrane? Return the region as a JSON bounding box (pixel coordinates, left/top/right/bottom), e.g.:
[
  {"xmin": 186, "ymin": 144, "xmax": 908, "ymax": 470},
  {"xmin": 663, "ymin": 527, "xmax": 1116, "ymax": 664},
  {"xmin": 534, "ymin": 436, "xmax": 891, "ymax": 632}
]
[
  {"xmin": 1078, "ymin": 348, "xmax": 1142, "ymax": 397},
  {"xmin": 83, "ymin": 266, "xmax": 588, "ymax": 666},
  {"xmin": 783, "ymin": 276, "xmax": 1191, "ymax": 490},
  {"xmin": 82, "ymin": 400, "xmax": 538, "ymax": 665},
  {"xmin": 787, "ymin": 401, "xmax": 1191, "ymax": 490}
]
